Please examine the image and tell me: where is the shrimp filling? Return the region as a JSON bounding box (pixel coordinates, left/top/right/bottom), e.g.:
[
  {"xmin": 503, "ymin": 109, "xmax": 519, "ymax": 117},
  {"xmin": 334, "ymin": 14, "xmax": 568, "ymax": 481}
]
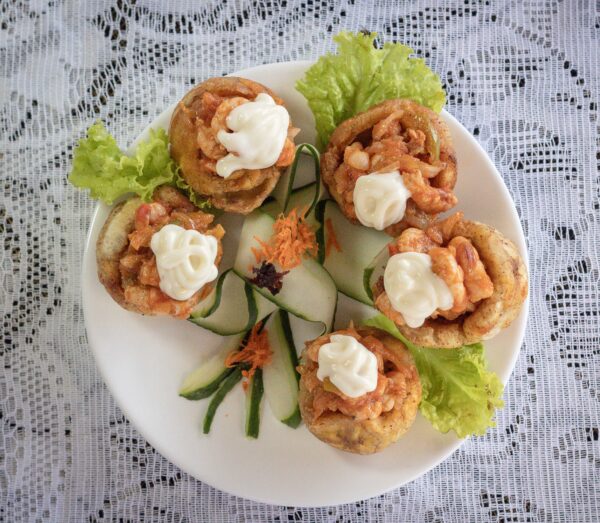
[
  {"xmin": 299, "ymin": 326, "xmax": 416, "ymax": 422},
  {"xmin": 374, "ymin": 214, "xmax": 494, "ymax": 326},
  {"xmin": 334, "ymin": 110, "xmax": 457, "ymax": 228},
  {"xmin": 194, "ymin": 92, "xmax": 297, "ymax": 178},
  {"xmin": 119, "ymin": 192, "xmax": 224, "ymax": 318}
]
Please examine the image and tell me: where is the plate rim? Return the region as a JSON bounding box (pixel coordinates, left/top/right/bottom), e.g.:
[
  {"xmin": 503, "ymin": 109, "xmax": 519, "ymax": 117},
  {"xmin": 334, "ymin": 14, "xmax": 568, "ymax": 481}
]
[{"xmin": 81, "ymin": 59, "xmax": 530, "ymax": 507}]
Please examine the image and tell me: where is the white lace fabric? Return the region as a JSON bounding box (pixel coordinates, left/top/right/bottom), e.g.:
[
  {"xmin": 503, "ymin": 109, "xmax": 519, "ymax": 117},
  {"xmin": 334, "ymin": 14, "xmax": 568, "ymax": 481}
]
[{"xmin": 1, "ymin": 1, "xmax": 599, "ymax": 521}]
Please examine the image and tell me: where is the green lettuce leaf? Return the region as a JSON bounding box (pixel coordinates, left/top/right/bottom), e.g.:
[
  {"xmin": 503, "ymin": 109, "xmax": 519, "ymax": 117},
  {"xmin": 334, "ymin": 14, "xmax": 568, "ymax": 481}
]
[
  {"xmin": 364, "ymin": 314, "xmax": 504, "ymax": 438},
  {"xmin": 296, "ymin": 31, "xmax": 446, "ymax": 149},
  {"xmin": 69, "ymin": 122, "xmax": 208, "ymax": 208}
]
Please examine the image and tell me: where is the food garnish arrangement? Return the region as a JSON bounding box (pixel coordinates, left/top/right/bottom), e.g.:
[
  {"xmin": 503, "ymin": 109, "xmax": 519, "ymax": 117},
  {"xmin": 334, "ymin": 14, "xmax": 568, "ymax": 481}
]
[{"xmin": 70, "ymin": 32, "xmax": 528, "ymax": 455}]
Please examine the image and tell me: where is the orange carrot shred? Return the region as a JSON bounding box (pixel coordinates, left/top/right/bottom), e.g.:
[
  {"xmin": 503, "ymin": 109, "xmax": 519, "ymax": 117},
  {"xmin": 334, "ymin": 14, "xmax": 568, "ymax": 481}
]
[
  {"xmin": 225, "ymin": 322, "xmax": 272, "ymax": 390},
  {"xmin": 252, "ymin": 207, "xmax": 318, "ymax": 271},
  {"xmin": 324, "ymin": 218, "xmax": 342, "ymax": 259}
]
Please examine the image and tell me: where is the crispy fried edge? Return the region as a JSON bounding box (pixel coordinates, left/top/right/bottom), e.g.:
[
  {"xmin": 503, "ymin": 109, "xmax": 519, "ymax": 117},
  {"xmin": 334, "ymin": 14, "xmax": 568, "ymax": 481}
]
[
  {"xmin": 169, "ymin": 76, "xmax": 288, "ymax": 214},
  {"xmin": 394, "ymin": 220, "xmax": 529, "ymax": 348},
  {"xmin": 298, "ymin": 327, "xmax": 421, "ymax": 455},
  {"xmin": 320, "ymin": 98, "xmax": 457, "ymax": 235},
  {"xmin": 95, "ymin": 187, "xmax": 225, "ymax": 315}
]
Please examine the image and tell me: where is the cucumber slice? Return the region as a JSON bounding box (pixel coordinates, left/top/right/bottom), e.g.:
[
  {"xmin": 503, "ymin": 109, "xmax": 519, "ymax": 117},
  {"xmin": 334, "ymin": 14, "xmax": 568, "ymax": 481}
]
[
  {"xmin": 179, "ymin": 333, "xmax": 244, "ymax": 400},
  {"xmin": 245, "ymin": 368, "xmax": 264, "ymax": 439},
  {"xmin": 269, "ymin": 143, "xmax": 322, "ymax": 216},
  {"xmin": 233, "ymin": 210, "xmax": 337, "ymax": 333},
  {"xmin": 263, "ymin": 310, "xmax": 301, "ymax": 428},
  {"xmin": 189, "ymin": 270, "xmax": 277, "ymax": 335},
  {"xmin": 364, "ymin": 244, "xmax": 391, "ymax": 304},
  {"xmin": 203, "ymin": 366, "xmax": 243, "ymax": 434},
  {"xmin": 262, "ymin": 183, "xmax": 319, "ymax": 219},
  {"xmin": 318, "ymin": 200, "xmax": 391, "ymax": 305}
]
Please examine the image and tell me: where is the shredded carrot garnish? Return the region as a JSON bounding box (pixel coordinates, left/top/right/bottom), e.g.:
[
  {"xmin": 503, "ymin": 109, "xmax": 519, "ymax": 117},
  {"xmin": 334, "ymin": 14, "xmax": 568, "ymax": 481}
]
[
  {"xmin": 253, "ymin": 207, "xmax": 318, "ymax": 270},
  {"xmin": 225, "ymin": 322, "xmax": 272, "ymax": 391},
  {"xmin": 324, "ymin": 218, "xmax": 342, "ymax": 258}
]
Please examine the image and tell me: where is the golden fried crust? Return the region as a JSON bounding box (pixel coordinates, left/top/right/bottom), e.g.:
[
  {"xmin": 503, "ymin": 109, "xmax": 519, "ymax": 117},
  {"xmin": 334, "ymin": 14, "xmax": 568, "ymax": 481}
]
[
  {"xmin": 298, "ymin": 327, "xmax": 421, "ymax": 455},
  {"xmin": 169, "ymin": 77, "xmax": 288, "ymax": 214},
  {"xmin": 320, "ymin": 99, "xmax": 457, "ymax": 234},
  {"xmin": 96, "ymin": 197, "xmax": 143, "ymax": 313},
  {"xmin": 396, "ymin": 220, "xmax": 529, "ymax": 348},
  {"xmin": 96, "ymin": 186, "xmax": 224, "ymax": 316}
]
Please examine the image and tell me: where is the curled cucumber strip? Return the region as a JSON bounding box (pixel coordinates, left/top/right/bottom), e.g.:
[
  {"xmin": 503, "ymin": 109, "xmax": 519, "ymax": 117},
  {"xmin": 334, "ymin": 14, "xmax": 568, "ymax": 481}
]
[
  {"xmin": 265, "ymin": 143, "xmax": 323, "ymax": 218},
  {"xmin": 263, "ymin": 310, "xmax": 302, "ymax": 428},
  {"xmin": 315, "ymin": 200, "xmax": 391, "ymax": 305},
  {"xmin": 189, "ymin": 269, "xmax": 277, "ymax": 335}
]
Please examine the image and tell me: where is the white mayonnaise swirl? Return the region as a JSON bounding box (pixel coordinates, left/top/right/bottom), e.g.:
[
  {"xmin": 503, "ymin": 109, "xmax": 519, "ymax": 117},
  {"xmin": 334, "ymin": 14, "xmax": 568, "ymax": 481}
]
[
  {"xmin": 353, "ymin": 170, "xmax": 412, "ymax": 230},
  {"xmin": 383, "ymin": 252, "xmax": 453, "ymax": 328},
  {"xmin": 316, "ymin": 334, "xmax": 378, "ymax": 398},
  {"xmin": 215, "ymin": 93, "xmax": 290, "ymax": 178},
  {"xmin": 150, "ymin": 224, "xmax": 218, "ymax": 301}
]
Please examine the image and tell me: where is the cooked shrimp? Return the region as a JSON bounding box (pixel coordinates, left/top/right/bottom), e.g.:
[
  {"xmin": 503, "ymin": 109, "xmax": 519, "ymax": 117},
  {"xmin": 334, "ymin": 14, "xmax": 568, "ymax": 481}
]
[
  {"xmin": 199, "ymin": 92, "xmax": 224, "ymax": 123},
  {"xmin": 401, "ymin": 170, "xmax": 458, "ymax": 213},
  {"xmin": 429, "ymin": 246, "xmax": 469, "ymax": 315},
  {"xmin": 425, "ymin": 212, "xmax": 464, "ymax": 244},
  {"xmin": 170, "ymin": 210, "xmax": 217, "ymax": 231},
  {"xmin": 210, "ymin": 96, "xmax": 248, "ymax": 135},
  {"xmin": 372, "ymin": 110, "xmax": 404, "ymax": 140},
  {"xmin": 366, "ymin": 137, "xmax": 409, "ymax": 171},
  {"xmin": 448, "ymin": 236, "xmax": 494, "ymax": 302},
  {"xmin": 138, "ymin": 257, "xmax": 160, "ymax": 286},
  {"xmin": 391, "ymin": 228, "xmax": 439, "ymax": 254},
  {"xmin": 196, "ymin": 123, "xmax": 225, "ymax": 160},
  {"xmin": 395, "ymin": 154, "xmax": 445, "ymax": 178},
  {"xmin": 275, "ymin": 139, "xmax": 296, "ymax": 167},
  {"xmin": 344, "ymin": 142, "xmax": 370, "ymax": 171},
  {"xmin": 374, "ymin": 291, "xmax": 406, "ymax": 327},
  {"xmin": 134, "ymin": 202, "xmax": 168, "ymax": 229},
  {"xmin": 406, "ymin": 129, "xmax": 426, "ymax": 156},
  {"xmin": 119, "ymin": 253, "xmax": 144, "ymax": 272}
]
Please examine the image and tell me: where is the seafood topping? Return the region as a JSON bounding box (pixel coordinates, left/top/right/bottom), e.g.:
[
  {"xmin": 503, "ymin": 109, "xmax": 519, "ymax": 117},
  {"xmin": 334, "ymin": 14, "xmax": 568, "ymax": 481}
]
[
  {"xmin": 383, "ymin": 252, "xmax": 453, "ymax": 328},
  {"xmin": 316, "ymin": 334, "xmax": 378, "ymax": 398},
  {"xmin": 215, "ymin": 93, "xmax": 291, "ymax": 178},
  {"xmin": 150, "ymin": 224, "xmax": 219, "ymax": 301},
  {"xmin": 376, "ymin": 219, "xmax": 494, "ymax": 326},
  {"xmin": 119, "ymin": 189, "xmax": 224, "ymax": 319},
  {"xmin": 300, "ymin": 326, "xmax": 412, "ymax": 422}
]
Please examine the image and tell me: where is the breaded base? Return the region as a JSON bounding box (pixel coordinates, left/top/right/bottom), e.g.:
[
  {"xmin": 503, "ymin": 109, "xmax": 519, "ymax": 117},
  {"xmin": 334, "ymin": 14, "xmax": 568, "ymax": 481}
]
[
  {"xmin": 392, "ymin": 220, "xmax": 528, "ymax": 348},
  {"xmin": 96, "ymin": 197, "xmax": 142, "ymax": 313},
  {"xmin": 320, "ymin": 98, "xmax": 457, "ymax": 234},
  {"xmin": 298, "ymin": 327, "xmax": 421, "ymax": 455},
  {"xmin": 169, "ymin": 77, "xmax": 288, "ymax": 214},
  {"xmin": 96, "ymin": 186, "xmax": 223, "ymax": 316}
]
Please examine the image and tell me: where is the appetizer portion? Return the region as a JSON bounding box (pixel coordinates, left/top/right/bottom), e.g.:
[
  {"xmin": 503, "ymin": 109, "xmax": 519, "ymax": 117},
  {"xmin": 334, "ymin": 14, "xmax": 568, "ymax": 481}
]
[
  {"xmin": 372, "ymin": 213, "xmax": 528, "ymax": 348},
  {"xmin": 169, "ymin": 77, "xmax": 298, "ymax": 214},
  {"xmin": 320, "ymin": 99, "xmax": 457, "ymax": 235},
  {"xmin": 97, "ymin": 186, "xmax": 224, "ymax": 318},
  {"xmin": 298, "ymin": 326, "xmax": 421, "ymax": 454}
]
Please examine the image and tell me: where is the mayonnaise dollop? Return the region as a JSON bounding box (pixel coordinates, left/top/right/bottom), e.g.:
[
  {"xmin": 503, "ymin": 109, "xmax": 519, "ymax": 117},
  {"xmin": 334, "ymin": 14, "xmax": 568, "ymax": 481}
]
[
  {"xmin": 383, "ymin": 252, "xmax": 453, "ymax": 328},
  {"xmin": 316, "ymin": 334, "xmax": 378, "ymax": 398},
  {"xmin": 150, "ymin": 224, "xmax": 218, "ymax": 301},
  {"xmin": 353, "ymin": 171, "xmax": 411, "ymax": 230},
  {"xmin": 215, "ymin": 93, "xmax": 290, "ymax": 178}
]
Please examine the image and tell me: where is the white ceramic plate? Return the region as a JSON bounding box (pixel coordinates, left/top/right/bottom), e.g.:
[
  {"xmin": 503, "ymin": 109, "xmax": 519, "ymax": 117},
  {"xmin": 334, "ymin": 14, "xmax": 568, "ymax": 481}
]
[{"xmin": 82, "ymin": 61, "xmax": 529, "ymax": 507}]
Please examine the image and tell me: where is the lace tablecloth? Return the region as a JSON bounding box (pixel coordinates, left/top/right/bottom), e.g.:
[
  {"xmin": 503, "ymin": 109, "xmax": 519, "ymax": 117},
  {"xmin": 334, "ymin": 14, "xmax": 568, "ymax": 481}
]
[{"xmin": 1, "ymin": 1, "xmax": 598, "ymax": 521}]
